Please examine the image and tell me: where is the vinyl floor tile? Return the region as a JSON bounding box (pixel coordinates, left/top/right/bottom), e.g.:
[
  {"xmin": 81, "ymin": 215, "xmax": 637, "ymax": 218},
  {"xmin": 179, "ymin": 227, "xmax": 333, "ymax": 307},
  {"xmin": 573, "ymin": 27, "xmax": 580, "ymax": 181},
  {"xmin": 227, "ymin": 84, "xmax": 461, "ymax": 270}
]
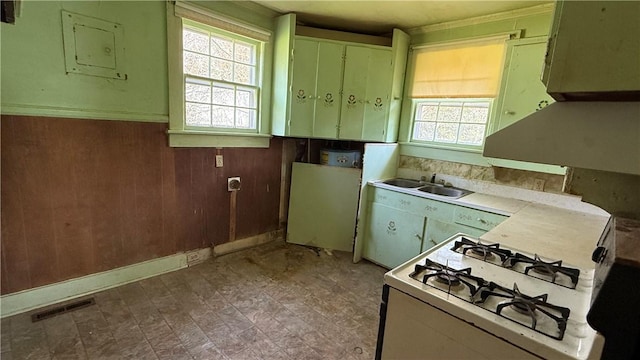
[{"xmin": 1, "ymin": 241, "xmax": 386, "ymax": 359}]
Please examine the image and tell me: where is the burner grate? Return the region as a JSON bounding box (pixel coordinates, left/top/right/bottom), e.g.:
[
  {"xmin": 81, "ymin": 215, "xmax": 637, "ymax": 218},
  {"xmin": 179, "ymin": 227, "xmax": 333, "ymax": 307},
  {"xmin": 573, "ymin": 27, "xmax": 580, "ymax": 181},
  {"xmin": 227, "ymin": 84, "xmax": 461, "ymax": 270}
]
[
  {"xmin": 504, "ymin": 253, "xmax": 580, "ymax": 289},
  {"xmin": 409, "ymin": 260, "xmax": 488, "ymax": 300},
  {"xmin": 451, "ymin": 237, "xmax": 512, "ymax": 262},
  {"xmin": 451, "ymin": 237, "xmax": 580, "ymax": 289},
  {"xmin": 476, "ymin": 282, "xmax": 570, "ymax": 340}
]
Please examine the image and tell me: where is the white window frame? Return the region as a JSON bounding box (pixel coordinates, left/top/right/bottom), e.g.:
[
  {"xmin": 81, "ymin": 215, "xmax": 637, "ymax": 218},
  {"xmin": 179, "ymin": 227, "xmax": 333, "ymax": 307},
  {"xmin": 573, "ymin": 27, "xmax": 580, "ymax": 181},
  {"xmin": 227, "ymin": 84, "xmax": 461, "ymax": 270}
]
[
  {"xmin": 182, "ymin": 22, "xmax": 261, "ymax": 132},
  {"xmin": 400, "ymin": 34, "xmax": 510, "ymax": 153},
  {"xmin": 410, "ymin": 98, "xmax": 493, "ymax": 151},
  {"xmin": 167, "ymin": 1, "xmax": 272, "ymax": 148}
]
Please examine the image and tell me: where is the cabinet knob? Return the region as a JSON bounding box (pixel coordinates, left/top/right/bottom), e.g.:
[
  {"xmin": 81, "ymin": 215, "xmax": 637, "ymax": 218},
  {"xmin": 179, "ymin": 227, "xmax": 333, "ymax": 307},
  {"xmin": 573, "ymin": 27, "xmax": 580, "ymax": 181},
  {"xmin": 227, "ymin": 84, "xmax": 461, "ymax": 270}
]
[
  {"xmin": 504, "ymin": 110, "xmax": 516, "ymax": 115},
  {"xmin": 592, "ymin": 246, "xmax": 607, "ymax": 263},
  {"xmin": 477, "ymin": 218, "xmax": 488, "ymax": 224},
  {"xmin": 415, "ymin": 234, "xmax": 423, "ymax": 241}
]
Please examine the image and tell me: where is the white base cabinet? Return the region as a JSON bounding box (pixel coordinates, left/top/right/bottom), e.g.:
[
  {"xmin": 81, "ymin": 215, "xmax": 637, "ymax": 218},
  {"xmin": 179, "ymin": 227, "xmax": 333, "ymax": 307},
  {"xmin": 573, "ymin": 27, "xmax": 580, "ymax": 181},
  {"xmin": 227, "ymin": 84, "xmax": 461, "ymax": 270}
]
[
  {"xmin": 363, "ymin": 202, "xmax": 425, "ymax": 269},
  {"xmin": 362, "ymin": 187, "xmax": 507, "ymax": 268}
]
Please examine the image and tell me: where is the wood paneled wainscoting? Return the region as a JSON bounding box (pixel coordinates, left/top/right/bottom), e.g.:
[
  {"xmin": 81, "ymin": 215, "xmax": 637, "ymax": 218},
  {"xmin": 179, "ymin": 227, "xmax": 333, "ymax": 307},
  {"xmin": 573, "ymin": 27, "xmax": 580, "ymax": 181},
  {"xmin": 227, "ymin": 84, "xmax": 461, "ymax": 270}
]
[{"xmin": 0, "ymin": 115, "xmax": 283, "ymax": 296}]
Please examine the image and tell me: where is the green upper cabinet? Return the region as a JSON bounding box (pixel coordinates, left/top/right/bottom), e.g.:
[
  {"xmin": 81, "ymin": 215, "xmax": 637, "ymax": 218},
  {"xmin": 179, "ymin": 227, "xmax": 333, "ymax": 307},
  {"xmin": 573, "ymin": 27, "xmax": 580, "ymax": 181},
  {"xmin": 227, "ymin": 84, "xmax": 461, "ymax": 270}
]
[
  {"xmin": 542, "ymin": 0, "xmax": 640, "ymax": 99},
  {"xmin": 493, "ymin": 37, "xmax": 555, "ymax": 132},
  {"xmin": 289, "ymin": 39, "xmax": 343, "ymax": 137},
  {"xmin": 340, "ymin": 46, "xmax": 393, "ymax": 141},
  {"xmin": 271, "ymin": 14, "xmax": 409, "ymax": 142}
]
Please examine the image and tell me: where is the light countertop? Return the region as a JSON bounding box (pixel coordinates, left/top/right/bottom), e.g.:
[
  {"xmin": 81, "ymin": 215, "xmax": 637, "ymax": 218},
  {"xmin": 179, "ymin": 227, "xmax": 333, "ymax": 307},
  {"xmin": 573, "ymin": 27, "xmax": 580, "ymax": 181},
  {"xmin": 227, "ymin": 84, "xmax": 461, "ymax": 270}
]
[
  {"xmin": 481, "ymin": 203, "xmax": 609, "ymax": 270},
  {"xmin": 369, "ymin": 180, "xmax": 610, "ymax": 270}
]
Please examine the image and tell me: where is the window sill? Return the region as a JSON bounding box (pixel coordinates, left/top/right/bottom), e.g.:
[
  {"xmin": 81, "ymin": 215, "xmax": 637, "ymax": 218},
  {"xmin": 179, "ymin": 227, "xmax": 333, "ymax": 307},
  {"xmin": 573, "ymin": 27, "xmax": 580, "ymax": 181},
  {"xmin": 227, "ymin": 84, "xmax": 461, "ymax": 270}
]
[{"xmin": 167, "ymin": 130, "xmax": 271, "ymax": 148}]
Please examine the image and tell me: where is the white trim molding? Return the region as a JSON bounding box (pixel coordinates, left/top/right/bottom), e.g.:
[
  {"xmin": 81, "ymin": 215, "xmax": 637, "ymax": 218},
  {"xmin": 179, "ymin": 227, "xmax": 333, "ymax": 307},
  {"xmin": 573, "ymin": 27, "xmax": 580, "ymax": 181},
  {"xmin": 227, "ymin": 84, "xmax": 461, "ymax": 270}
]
[
  {"xmin": 1, "ymin": 104, "xmax": 168, "ymax": 123},
  {"xmin": 0, "ymin": 230, "xmax": 283, "ymax": 318},
  {"xmin": 174, "ymin": 0, "xmax": 271, "ymax": 42},
  {"xmin": 407, "ymin": 3, "xmax": 554, "ymax": 35},
  {"xmin": 214, "ymin": 229, "xmax": 284, "ymax": 256},
  {"xmin": 0, "ymin": 252, "xmax": 190, "ymax": 318}
]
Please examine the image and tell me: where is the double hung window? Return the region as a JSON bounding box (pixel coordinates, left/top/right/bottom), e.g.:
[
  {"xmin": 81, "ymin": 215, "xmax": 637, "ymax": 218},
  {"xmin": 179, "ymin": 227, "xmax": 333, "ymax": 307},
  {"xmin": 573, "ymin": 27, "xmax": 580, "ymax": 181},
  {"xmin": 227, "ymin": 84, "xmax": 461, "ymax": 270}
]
[
  {"xmin": 168, "ymin": 1, "xmax": 272, "ymax": 148},
  {"xmin": 183, "ymin": 21, "xmax": 260, "ymax": 131},
  {"xmin": 408, "ymin": 37, "xmax": 506, "ymax": 149}
]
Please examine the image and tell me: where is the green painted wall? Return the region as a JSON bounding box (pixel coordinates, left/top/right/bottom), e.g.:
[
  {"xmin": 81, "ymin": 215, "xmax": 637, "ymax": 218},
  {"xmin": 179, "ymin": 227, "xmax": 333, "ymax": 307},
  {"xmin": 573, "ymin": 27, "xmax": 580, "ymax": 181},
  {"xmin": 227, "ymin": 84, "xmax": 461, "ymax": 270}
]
[
  {"xmin": 1, "ymin": 1, "xmax": 169, "ymax": 121},
  {"xmin": 0, "ymin": 1, "xmax": 279, "ymax": 123},
  {"xmin": 398, "ymin": 8, "xmax": 557, "ymax": 174}
]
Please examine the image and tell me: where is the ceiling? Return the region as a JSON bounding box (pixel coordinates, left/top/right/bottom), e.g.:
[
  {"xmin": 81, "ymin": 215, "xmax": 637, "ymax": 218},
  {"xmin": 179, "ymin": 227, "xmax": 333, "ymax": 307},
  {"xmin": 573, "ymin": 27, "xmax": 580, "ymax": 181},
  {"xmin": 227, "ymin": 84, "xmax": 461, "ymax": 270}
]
[{"xmin": 252, "ymin": 0, "xmax": 552, "ymax": 35}]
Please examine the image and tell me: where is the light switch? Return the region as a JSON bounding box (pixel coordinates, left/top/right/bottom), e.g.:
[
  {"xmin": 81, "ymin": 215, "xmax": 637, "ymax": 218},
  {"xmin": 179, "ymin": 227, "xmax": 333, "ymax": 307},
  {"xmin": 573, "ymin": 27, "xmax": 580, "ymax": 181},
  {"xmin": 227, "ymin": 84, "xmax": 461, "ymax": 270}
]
[{"xmin": 215, "ymin": 155, "xmax": 224, "ymax": 168}]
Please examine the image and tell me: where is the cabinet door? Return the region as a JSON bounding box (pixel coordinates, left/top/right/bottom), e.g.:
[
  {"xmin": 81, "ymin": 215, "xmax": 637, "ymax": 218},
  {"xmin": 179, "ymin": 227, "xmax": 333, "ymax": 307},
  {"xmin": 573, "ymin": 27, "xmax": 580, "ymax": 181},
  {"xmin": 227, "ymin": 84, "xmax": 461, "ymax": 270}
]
[
  {"xmin": 340, "ymin": 46, "xmax": 393, "ymax": 141},
  {"xmin": 290, "ymin": 39, "xmax": 319, "ymax": 137},
  {"xmin": 542, "ymin": 1, "xmax": 640, "ymax": 96},
  {"xmin": 495, "ymin": 38, "xmax": 555, "ymax": 131},
  {"xmin": 313, "ymin": 42, "xmax": 344, "ymax": 138},
  {"xmin": 339, "ymin": 46, "xmax": 369, "ymax": 140},
  {"xmin": 423, "ymin": 219, "xmax": 485, "ymax": 252},
  {"xmin": 287, "ymin": 163, "xmax": 361, "ymax": 252},
  {"xmin": 363, "ymin": 202, "xmax": 425, "ymax": 269},
  {"xmin": 361, "ymin": 48, "xmax": 393, "ymax": 141}
]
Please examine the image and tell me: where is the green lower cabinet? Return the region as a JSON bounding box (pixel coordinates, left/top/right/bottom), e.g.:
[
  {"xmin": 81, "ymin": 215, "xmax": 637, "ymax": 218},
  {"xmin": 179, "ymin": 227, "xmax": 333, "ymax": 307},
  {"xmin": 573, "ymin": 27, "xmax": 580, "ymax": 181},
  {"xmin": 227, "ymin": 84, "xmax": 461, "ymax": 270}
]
[
  {"xmin": 422, "ymin": 219, "xmax": 486, "ymax": 252},
  {"xmin": 363, "ymin": 202, "xmax": 425, "ymax": 269}
]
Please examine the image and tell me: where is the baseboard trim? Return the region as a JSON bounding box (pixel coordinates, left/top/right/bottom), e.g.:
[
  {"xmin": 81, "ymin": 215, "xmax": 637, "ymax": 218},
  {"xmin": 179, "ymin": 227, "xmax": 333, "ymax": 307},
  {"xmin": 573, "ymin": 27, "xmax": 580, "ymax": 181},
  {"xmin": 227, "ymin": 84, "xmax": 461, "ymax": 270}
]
[
  {"xmin": 214, "ymin": 229, "xmax": 284, "ymax": 256},
  {"xmin": 0, "ymin": 251, "xmax": 193, "ymax": 318},
  {"xmin": 1, "ymin": 230, "xmax": 283, "ymax": 318}
]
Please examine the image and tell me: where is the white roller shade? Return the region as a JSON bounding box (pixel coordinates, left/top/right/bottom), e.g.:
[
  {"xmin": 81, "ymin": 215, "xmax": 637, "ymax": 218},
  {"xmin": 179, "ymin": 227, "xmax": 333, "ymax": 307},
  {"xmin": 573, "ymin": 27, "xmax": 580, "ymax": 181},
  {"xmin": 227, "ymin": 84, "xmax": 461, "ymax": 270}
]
[{"xmin": 410, "ymin": 36, "xmax": 507, "ymax": 98}]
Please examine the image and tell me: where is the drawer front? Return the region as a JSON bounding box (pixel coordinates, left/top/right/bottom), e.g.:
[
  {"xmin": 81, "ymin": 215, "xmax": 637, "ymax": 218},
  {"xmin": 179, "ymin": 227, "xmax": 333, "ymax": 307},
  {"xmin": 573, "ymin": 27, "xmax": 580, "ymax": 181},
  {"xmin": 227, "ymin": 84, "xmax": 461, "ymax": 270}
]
[
  {"xmin": 454, "ymin": 207, "xmax": 507, "ymax": 231},
  {"xmin": 369, "ymin": 187, "xmax": 454, "ymax": 222}
]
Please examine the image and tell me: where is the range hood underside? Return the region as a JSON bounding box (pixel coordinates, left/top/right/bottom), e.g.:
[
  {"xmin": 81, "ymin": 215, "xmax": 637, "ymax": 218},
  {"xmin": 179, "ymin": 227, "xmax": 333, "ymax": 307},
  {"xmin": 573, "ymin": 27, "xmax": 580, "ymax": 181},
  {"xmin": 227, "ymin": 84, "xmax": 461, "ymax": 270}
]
[{"xmin": 483, "ymin": 102, "xmax": 640, "ymax": 176}]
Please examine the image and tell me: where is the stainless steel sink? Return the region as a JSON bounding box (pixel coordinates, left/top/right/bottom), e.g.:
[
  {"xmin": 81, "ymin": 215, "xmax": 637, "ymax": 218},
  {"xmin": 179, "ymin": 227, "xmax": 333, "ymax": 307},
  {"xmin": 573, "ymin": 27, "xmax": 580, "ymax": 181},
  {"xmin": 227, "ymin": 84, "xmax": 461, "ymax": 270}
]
[
  {"xmin": 417, "ymin": 184, "xmax": 473, "ymax": 199},
  {"xmin": 382, "ymin": 178, "xmax": 423, "ymax": 188}
]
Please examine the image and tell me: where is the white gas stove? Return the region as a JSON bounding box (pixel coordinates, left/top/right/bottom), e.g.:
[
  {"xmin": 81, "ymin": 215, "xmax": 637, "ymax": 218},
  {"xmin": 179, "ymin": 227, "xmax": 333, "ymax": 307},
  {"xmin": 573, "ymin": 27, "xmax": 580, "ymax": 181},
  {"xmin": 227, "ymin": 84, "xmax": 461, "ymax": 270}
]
[{"xmin": 377, "ymin": 234, "xmax": 604, "ymax": 360}]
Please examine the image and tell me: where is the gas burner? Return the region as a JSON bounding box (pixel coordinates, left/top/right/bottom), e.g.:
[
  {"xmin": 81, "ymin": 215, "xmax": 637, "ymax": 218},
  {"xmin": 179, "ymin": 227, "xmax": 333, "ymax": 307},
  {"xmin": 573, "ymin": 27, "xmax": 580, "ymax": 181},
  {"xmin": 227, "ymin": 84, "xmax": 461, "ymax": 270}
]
[
  {"xmin": 451, "ymin": 237, "xmax": 513, "ymax": 263},
  {"xmin": 435, "ymin": 270, "xmax": 463, "ymax": 286},
  {"xmin": 476, "ymin": 282, "xmax": 570, "ymax": 340},
  {"xmin": 409, "ymin": 259, "xmax": 488, "ymax": 300},
  {"xmin": 504, "ymin": 253, "xmax": 580, "ymax": 289}
]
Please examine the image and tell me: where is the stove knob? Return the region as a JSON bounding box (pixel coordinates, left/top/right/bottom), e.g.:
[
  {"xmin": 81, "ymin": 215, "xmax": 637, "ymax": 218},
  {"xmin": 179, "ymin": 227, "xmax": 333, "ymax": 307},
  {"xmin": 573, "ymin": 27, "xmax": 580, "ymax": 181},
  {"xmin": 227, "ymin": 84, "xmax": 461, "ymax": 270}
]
[{"xmin": 591, "ymin": 246, "xmax": 607, "ymax": 263}]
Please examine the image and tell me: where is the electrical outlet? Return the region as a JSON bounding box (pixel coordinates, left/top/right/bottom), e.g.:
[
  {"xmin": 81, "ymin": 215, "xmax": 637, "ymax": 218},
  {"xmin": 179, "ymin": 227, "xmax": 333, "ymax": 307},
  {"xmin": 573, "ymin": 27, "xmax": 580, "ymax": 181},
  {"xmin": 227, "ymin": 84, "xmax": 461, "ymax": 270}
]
[
  {"xmin": 533, "ymin": 178, "xmax": 546, "ymax": 191},
  {"xmin": 186, "ymin": 252, "xmax": 200, "ymax": 265},
  {"xmin": 215, "ymin": 155, "xmax": 223, "ymax": 168},
  {"xmin": 228, "ymin": 177, "xmax": 241, "ymax": 191}
]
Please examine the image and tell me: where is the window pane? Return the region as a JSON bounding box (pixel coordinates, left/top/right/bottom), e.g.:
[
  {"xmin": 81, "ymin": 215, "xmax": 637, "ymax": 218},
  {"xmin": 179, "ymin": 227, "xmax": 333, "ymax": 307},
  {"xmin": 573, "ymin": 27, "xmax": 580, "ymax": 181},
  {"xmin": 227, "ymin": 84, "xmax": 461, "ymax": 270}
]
[
  {"xmin": 211, "ymin": 35, "xmax": 233, "ymax": 60},
  {"xmin": 434, "ymin": 122, "xmax": 459, "ymax": 143},
  {"xmin": 184, "ymin": 52, "xmax": 209, "ymax": 77},
  {"xmin": 185, "ymin": 103, "xmax": 211, "ymax": 127},
  {"xmin": 211, "ymin": 58, "xmax": 233, "ymax": 82},
  {"xmin": 236, "ymin": 109, "xmax": 256, "ymax": 129},
  {"xmin": 417, "ymin": 104, "xmax": 438, "ymax": 121},
  {"xmin": 413, "ymin": 121, "xmax": 436, "ymax": 141},
  {"xmin": 234, "ymin": 64, "xmax": 254, "ymax": 85},
  {"xmin": 234, "ymin": 42, "xmax": 255, "ymax": 64},
  {"xmin": 212, "ymin": 105, "xmax": 235, "ymax": 127},
  {"xmin": 437, "ymin": 103, "xmax": 463, "ymax": 122},
  {"xmin": 212, "ymin": 85, "xmax": 235, "ymax": 106},
  {"xmin": 185, "ymin": 81, "xmax": 211, "ymax": 103},
  {"xmin": 458, "ymin": 124, "xmax": 486, "ymax": 145},
  {"xmin": 461, "ymin": 103, "xmax": 490, "ymax": 123},
  {"xmin": 181, "ymin": 24, "xmax": 260, "ymax": 131},
  {"xmin": 236, "ymin": 88, "xmax": 256, "ymax": 108},
  {"xmin": 183, "ymin": 28, "xmax": 209, "ymax": 55}
]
